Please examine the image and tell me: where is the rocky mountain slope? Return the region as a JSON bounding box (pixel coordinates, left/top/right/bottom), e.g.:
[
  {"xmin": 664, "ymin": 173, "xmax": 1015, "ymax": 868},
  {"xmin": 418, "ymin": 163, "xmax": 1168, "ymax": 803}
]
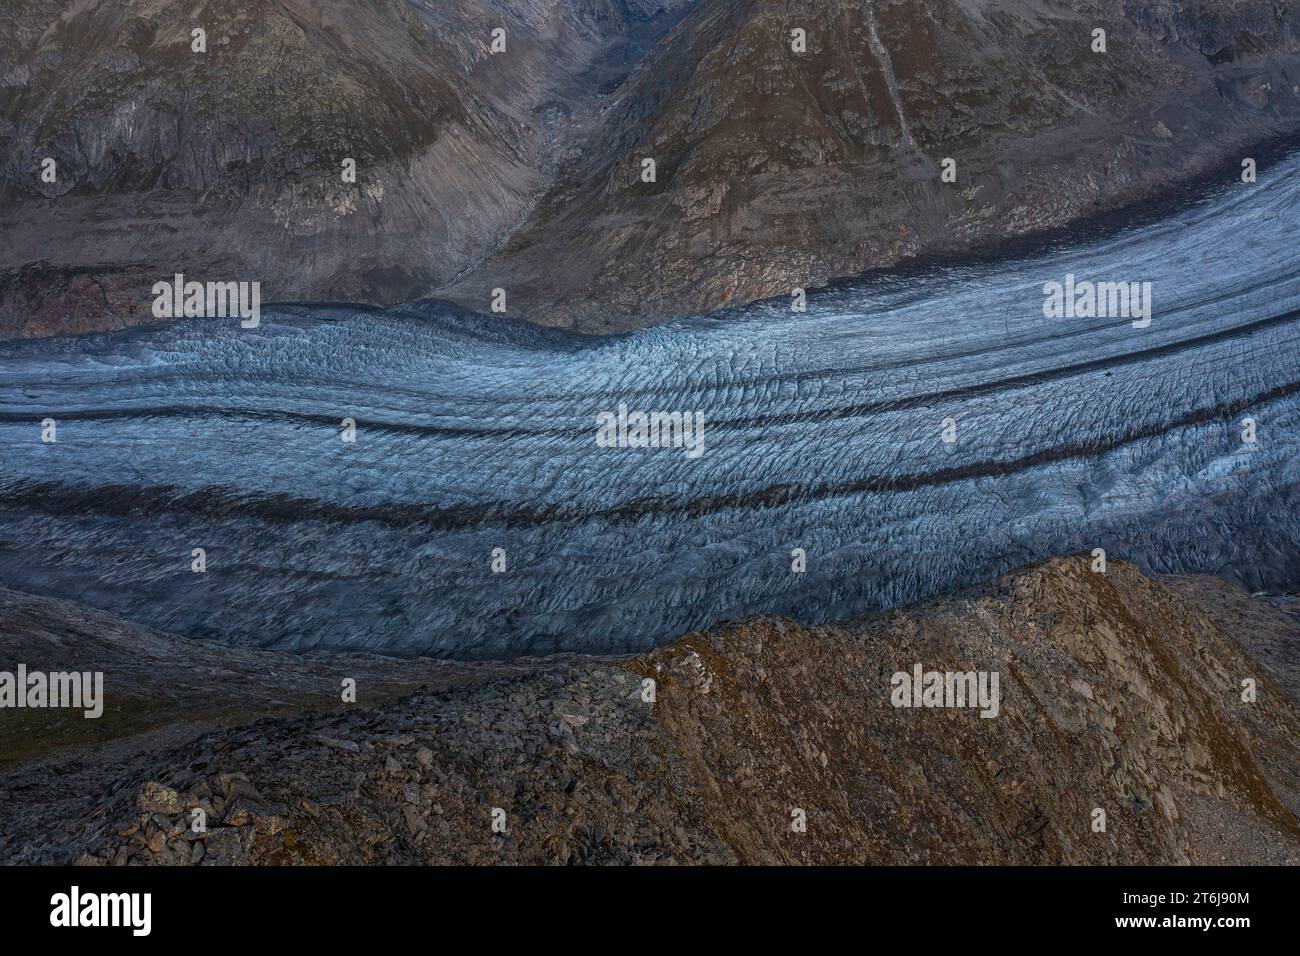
[
  {"xmin": 3, "ymin": 0, "xmax": 1300, "ymax": 336},
  {"xmin": 446, "ymin": 0, "xmax": 1300, "ymax": 329},
  {"xmin": 0, "ymin": 0, "xmax": 692, "ymax": 337},
  {"xmin": 3, "ymin": 556, "xmax": 1298, "ymax": 865}
]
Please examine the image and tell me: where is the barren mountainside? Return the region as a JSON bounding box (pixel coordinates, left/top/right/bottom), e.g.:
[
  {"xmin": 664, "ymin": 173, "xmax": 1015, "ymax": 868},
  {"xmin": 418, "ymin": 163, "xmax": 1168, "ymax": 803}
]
[
  {"xmin": 0, "ymin": 0, "xmax": 693, "ymax": 335},
  {"xmin": 3, "ymin": 0, "xmax": 1300, "ymax": 335},
  {"xmin": 3, "ymin": 557, "xmax": 1298, "ymax": 865},
  {"xmin": 463, "ymin": 0, "xmax": 1300, "ymax": 328}
]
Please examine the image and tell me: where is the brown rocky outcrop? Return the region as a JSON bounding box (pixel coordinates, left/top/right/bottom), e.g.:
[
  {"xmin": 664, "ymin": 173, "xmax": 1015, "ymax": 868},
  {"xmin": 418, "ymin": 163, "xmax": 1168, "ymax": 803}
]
[{"xmin": 2, "ymin": 555, "xmax": 1297, "ymax": 865}]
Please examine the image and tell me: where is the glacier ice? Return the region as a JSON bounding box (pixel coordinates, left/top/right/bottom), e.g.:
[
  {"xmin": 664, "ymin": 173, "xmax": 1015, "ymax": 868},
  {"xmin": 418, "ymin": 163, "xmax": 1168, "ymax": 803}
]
[{"xmin": 1, "ymin": 155, "xmax": 1299, "ymax": 657}]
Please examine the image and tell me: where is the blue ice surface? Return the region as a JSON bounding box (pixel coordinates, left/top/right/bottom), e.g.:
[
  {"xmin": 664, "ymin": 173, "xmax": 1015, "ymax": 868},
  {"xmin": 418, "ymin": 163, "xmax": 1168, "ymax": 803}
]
[{"xmin": 1, "ymin": 154, "xmax": 1299, "ymax": 658}]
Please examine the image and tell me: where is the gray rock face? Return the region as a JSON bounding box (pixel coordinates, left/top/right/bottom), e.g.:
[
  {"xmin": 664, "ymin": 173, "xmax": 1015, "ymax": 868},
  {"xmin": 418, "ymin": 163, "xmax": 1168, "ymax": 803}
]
[{"xmin": 2, "ymin": 0, "xmax": 1300, "ymax": 337}]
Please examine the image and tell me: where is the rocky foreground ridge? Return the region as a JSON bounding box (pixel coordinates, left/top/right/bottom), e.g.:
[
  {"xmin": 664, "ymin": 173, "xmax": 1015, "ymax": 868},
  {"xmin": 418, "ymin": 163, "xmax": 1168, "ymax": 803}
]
[
  {"xmin": 1, "ymin": 555, "xmax": 1298, "ymax": 865},
  {"xmin": 4, "ymin": 0, "xmax": 1300, "ymax": 335}
]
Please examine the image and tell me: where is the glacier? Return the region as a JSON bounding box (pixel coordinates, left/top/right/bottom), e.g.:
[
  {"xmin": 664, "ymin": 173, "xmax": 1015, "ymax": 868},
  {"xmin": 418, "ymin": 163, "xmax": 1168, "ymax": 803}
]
[{"xmin": 1, "ymin": 154, "xmax": 1299, "ymax": 658}]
